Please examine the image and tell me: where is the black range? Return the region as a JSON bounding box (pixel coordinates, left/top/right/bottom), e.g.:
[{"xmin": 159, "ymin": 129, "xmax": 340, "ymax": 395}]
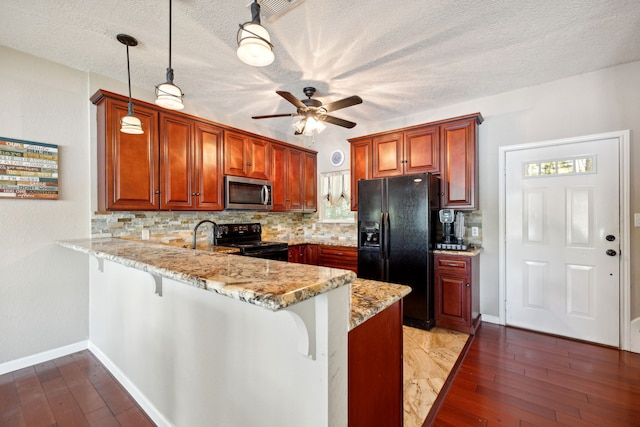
[{"xmin": 216, "ymin": 223, "xmax": 288, "ymax": 261}]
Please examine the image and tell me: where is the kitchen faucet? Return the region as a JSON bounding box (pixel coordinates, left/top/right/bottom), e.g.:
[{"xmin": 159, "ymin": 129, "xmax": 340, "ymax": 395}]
[{"xmin": 192, "ymin": 220, "xmax": 218, "ymax": 249}]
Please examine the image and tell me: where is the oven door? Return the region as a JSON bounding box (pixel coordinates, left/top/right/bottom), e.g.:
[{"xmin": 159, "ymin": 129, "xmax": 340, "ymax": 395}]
[
  {"xmin": 225, "ymin": 176, "xmax": 273, "ymax": 210},
  {"xmin": 242, "ymin": 248, "xmax": 288, "ymax": 261}
]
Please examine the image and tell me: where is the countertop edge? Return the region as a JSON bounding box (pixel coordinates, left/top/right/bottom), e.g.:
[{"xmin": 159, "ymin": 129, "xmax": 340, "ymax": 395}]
[
  {"xmin": 349, "ymin": 278, "xmax": 412, "ymax": 330},
  {"xmin": 56, "ymin": 238, "xmax": 356, "ymax": 312}
]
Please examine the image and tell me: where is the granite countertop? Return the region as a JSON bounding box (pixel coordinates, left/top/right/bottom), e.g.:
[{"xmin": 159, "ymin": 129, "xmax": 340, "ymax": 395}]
[
  {"xmin": 56, "ymin": 238, "xmax": 355, "ymax": 312},
  {"xmin": 432, "ymin": 247, "xmax": 483, "ymax": 257},
  {"xmin": 349, "ymin": 279, "xmax": 411, "ymax": 330}
]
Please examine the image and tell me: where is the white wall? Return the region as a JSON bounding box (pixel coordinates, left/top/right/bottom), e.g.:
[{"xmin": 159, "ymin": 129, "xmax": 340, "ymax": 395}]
[
  {"xmin": 0, "ymin": 47, "xmax": 91, "ymax": 363},
  {"xmin": 339, "ymin": 61, "xmax": 640, "ymax": 319}
]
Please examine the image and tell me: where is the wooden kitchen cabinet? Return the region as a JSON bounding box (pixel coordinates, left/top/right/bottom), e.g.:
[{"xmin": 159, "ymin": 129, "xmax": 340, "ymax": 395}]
[
  {"xmin": 348, "ymin": 113, "xmax": 482, "ymax": 211},
  {"xmin": 349, "ymin": 299, "xmax": 403, "ymax": 427},
  {"xmin": 272, "ymin": 144, "xmax": 317, "ymax": 212},
  {"xmin": 433, "ymin": 253, "xmax": 480, "ymax": 334},
  {"xmin": 303, "ymin": 151, "xmax": 317, "ymax": 211},
  {"xmin": 160, "ymin": 114, "xmax": 224, "ymax": 210},
  {"xmin": 371, "ymin": 126, "xmax": 439, "ymax": 178},
  {"xmin": 349, "ymin": 138, "xmax": 373, "ymax": 211},
  {"xmin": 223, "ymin": 130, "xmax": 270, "ymax": 179},
  {"xmin": 92, "ymin": 89, "xmax": 316, "ymax": 212},
  {"xmin": 270, "ymin": 143, "xmax": 288, "ymax": 211},
  {"xmin": 288, "ymin": 244, "xmax": 319, "ymax": 265},
  {"xmin": 286, "ymin": 149, "xmax": 304, "ymax": 211},
  {"xmin": 440, "ymin": 118, "xmax": 479, "ymax": 210},
  {"xmin": 318, "ymin": 245, "xmax": 358, "ymax": 273},
  {"xmin": 93, "ymin": 94, "xmax": 160, "ymax": 211}
]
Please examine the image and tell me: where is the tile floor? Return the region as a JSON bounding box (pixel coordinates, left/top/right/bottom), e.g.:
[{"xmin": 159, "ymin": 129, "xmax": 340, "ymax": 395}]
[{"xmin": 403, "ymin": 326, "xmax": 469, "ymax": 427}]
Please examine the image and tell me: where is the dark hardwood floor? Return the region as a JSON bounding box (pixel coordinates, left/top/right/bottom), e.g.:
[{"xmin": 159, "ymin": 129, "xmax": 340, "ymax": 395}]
[
  {"xmin": 427, "ymin": 323, "xmax": 640, "ymax": 426},
  {"xmin": 3, "ymin": 324, "xmax": 640, "ymax": 427},
  {"xmin": 0, "ymin": 350, "xmax": 155, "ymax": 427}
]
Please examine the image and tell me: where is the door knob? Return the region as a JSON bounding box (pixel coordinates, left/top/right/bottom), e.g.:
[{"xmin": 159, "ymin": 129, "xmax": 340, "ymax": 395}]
[
  {"xmin": 606, "ymin": 235, "xmax": 616, "ymax": 242},
  {"xmin": 606, "ymin": 249, "xmax": 617, "ymax": 256}
]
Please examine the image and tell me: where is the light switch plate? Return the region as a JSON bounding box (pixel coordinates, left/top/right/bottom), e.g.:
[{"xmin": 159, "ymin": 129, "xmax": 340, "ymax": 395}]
[{"xmin": 635, "ymin": 213, "xmax": 640, "ymax": 227}]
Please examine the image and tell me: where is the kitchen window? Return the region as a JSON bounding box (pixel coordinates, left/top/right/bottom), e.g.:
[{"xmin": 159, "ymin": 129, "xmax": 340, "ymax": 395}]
[{"xmin": 319, "ymin": 170, "xmax": 355, "ymax": 223}]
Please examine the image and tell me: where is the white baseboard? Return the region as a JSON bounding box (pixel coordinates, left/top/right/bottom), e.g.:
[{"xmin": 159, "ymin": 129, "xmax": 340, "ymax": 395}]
[
  {"xmin": 0, "ymin": 340, "xmax": 88, "ymax": 375},
  {"xmin": 88, "ymin": 342, "xmax": 173, "ymax": 427},
  {"xmin": 480, "ymin": 314, "xmax": 502, "ymax": 325}
]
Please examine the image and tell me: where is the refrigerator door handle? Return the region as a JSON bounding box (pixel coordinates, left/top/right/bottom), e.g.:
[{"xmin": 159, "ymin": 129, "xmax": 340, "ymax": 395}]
[
  {"xmin": 384, "ymin": 211, "xmax": 390, "ymax": 259},
  {"xmin": 380, "ymin": 211, "xmax": 385, "ymax": 257}
]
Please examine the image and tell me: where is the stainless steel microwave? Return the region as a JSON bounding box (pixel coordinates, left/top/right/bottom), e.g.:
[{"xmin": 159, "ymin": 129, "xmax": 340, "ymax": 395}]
[{"xmin": 224, "ymin": 176, "xmax": 273, "ymax": 210}]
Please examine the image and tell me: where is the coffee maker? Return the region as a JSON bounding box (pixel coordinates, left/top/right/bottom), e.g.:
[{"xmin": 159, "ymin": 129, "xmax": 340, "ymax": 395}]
[{"xmin": 435, "ymin": 209, "xmax": 468, "ymax": 250}]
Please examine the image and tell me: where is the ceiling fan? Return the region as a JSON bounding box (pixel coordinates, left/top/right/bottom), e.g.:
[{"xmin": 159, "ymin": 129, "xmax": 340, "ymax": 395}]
[{"xmin": 252, "ymin": 87, "xmax": 363, "ymax": 135}]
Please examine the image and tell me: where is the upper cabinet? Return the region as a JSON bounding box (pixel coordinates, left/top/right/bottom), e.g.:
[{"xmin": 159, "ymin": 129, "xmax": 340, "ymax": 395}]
[
  {"xmin": 371, "ymin": 126, "xmax": 439, "ymax": 178},
  {"xmin": 349, "ymin": 113, "xmax": 482, "ymax": 210},
  {"xmin": 160, "ymin": 114, "xmax": 224, "ymax": 211},
  {"xmin": 440, "ymin": 118, "xmax": 478, "ymax": 210},
  {"xmin": 349, "ymin": 139, "xmax": 373, "ymax": 211},
  {"xmin": 91, "ymin": 89, "xmax": 315, "ymax": 212},
  {"xmin": 223, "ymin": 130, "xmax": 270, "ymax": 179},
  {"xmin": 270, "ymin": 142, "xmax": 317, "ymax": 212},
  {"xmin": 93, "ymin": 95, "xmax": 160, "ymax": 211}
]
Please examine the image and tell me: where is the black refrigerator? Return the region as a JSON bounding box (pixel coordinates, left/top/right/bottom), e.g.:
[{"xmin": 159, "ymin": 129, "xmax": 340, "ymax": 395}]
[{"xmin": 358, "ymin": 173, "xmax": 435, "ymax": 330}]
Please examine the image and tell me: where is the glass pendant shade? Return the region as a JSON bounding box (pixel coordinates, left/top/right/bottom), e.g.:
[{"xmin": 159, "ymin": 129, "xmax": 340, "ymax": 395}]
[
  {"xmin": 120, "ymin": 112, "xmax": 144, "ymax": 134},
  {"xmin": 155, "ymin": 79, "xmax": 184, "ymax": 110},
  {"xmin": 237, "ymin": 22, "xmax": 274, "ymax": 67}
]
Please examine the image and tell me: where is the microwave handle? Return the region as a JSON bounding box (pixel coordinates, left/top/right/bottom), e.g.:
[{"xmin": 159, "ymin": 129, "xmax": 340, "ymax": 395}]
[{"xmin": 261, "ymin": 185, "xmax": 269, "ymax": 205}]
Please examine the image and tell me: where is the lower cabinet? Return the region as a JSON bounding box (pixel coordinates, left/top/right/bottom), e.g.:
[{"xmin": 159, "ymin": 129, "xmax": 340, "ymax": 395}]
[
  {"xmin": 348, "ymin": 300, "xmax": 403, "ymax": 427},
  {"xmin": 434, "ymin": 253, "xmax": 480, "ymax": 334},
  {"xmin": 317, "ymin": 245, "xmax": 358, "ymax": 273},
  {"xmin": 288, "ymin": 244, "xmax": 356, "ymax": 273}
]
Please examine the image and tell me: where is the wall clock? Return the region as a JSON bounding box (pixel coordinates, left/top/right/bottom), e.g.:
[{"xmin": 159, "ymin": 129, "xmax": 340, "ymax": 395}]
[{"xmin": 330, "ymin": 149, "xmax": 345, "ymax": 167}]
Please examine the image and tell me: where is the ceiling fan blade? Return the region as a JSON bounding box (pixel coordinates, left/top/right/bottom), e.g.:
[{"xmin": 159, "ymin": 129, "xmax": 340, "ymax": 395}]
[
  {"xmin": 276, "ymin": 91, "xmax": 306, "ymax": 109},
  {"xmin": 322, "ymin": 115, "xmax": 357, "ymax": 129},
  {"xmin": 321, "ymin": 95, "xmax": 363, "ymax": 113},
  {"xmin": 252, "ymin": 113, "xmax": 296, "ymax": 119}
]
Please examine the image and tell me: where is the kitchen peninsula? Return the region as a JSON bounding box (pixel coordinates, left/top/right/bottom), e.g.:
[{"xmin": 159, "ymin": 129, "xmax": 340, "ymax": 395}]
[{"xmin": 57, "ymin": 238, "xmax": 410, "ymax": 427}]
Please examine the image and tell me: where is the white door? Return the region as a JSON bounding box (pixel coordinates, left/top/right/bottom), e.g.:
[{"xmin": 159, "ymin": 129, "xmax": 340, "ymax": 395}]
[{"xmin": 505, "ymin": 138, "xmax": 620, "ymax": 346}]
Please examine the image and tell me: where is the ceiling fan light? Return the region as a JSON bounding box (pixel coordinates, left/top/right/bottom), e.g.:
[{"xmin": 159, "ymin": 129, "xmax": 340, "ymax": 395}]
[
  {"xmin": 237, "ymin": 23, "xmax": 274, "ymax": 67},
  {"xmin": 307, "ymin": 117, "xmax": 326, "ymax": 134},
  {"xmin": 155, "ymin": 81, "xmax": 185, "ymax": 110},
  {"xmin": 292, "ymin": 116, "xmax": 306, "ymax": 133},
  {"xmin": 120, "ymin": 114, "xmax": 144, "ymax": 134},
  {"xmin": 292, "ymin": 116, "xmax": 326, "ymax": 136}
]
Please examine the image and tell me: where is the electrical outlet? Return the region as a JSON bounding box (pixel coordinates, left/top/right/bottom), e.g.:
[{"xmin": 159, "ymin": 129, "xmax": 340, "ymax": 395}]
[
  {"xmin": 141, "ymin": 229, "xmax": 150, "ymax": 240},
  {"xmin": 635, "ymin": 213, "xmax": 640, "ymax": 227},
  {"xmin": 471, "ymin": 226, "xmax": 479, "ymax": 237}
]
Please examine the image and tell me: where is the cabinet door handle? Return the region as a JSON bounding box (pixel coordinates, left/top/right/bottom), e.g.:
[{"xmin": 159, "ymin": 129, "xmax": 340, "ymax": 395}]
[{"xmin": 466, "ymin": 283, "xmax": 470, "ymax": 287}]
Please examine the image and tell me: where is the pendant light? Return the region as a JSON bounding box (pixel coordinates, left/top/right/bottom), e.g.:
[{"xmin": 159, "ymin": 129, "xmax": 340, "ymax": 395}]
[
  {"xmin": 117, "ymin": 34, "xmax": 143, "ymax": 135},
  {"xmin": 237, "ymin": 0, "xmax": 274, "ymax": 67},
  {"xmin": 155, "ymin": 0, "xmax": 184, "ymax": 110}
]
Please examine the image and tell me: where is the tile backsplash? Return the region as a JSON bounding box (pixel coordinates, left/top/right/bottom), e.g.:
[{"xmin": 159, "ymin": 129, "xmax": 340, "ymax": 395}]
[{"xmin": 92, "ymin": 210, "xmax": 483, "ymax": 247}]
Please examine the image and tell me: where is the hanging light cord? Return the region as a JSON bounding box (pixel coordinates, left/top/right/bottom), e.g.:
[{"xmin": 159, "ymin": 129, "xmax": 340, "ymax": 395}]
[
  {"xmin": 125, "ymin": 43, "xmax": 134, "ymax": 116},
  {"xmin": 166, "ymin": 0, "xmax": 174, "ymax": 83}
]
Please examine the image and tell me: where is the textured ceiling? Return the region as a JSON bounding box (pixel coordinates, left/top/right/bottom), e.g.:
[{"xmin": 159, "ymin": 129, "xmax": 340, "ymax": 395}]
[{"xmin": 2, "ymin": 0, "xmax": 640, "ymax": 139}]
